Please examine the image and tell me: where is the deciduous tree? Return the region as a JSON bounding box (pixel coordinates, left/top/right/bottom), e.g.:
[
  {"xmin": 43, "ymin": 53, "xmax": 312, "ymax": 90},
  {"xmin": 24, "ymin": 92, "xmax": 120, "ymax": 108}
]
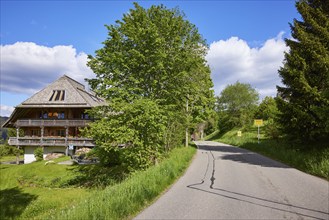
[
  {"xmin": 217, "ymin": 82, "xmax": 259, "ymax": 131},
  {"xmin": 86, "ymin": 3, "xmax": 214, "ymax": 167}
]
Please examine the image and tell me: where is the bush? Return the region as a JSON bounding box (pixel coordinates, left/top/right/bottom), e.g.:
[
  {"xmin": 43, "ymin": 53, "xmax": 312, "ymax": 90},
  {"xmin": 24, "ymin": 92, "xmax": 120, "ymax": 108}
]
[
  {"xmin": 0, "ymin": 145, "xmax": 8, "ymax": 158},
  {"xmin": 34, "ymin": 147, "xmax": 44, "ymax": 161},
  {"xmin": 264, "ymin": 119, "xmax": 281, "ymax": 140},
  {"xmin": 0, "ymin": 145, "xmax": 23, "ymax": 158}
]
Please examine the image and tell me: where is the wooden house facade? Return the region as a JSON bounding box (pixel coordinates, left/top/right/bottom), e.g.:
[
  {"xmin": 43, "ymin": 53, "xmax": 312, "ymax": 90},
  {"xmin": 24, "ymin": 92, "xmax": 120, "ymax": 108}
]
[{"xmin": 3, "ymin": 75, "xmax": 104, "ymax": 163}]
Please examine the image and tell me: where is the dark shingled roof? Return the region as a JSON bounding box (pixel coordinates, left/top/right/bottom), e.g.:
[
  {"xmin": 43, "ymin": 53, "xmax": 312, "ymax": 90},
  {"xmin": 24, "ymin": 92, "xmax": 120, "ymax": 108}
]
[
  {"xmin": 2, "ymin": 75, "xmax": 105, "ymax": 128},
  {"xmin": 19, "ymin": 75, "xmax": 104, "ymax": 107}
]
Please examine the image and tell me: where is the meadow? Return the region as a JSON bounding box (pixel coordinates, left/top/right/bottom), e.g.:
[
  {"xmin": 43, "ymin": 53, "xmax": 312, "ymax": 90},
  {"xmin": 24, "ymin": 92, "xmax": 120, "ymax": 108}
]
[{"xmin": 0, "ymin": 146, "xmax": 196, "ymax": 220}]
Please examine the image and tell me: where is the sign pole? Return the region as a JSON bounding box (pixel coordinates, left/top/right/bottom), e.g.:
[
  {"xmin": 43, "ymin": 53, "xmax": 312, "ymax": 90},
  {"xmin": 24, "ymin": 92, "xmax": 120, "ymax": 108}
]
[
  {"xmin": 254, "ymin": 119, "xmax": 263, "ymax": 144},
  {"xmin": 257, "ymin": 125, "xmax": 259, "ymax": 144}
]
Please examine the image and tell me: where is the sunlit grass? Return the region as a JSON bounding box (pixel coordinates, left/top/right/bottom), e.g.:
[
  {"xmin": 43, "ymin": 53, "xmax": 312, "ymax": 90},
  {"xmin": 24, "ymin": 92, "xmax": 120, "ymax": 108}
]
[
  {"xmin": 0, "ymin": 156, "xmax": 94, "ymax": 220},
  {"xmin": 49, "ymin": 146, "xmax": 196, "ymax": 220},
  {"xmin": 0, "ymin": 155, "xmax": 23, "ymax": 163},
  {"xmin": 0, "ymin": 147, "xmax": 196, "ymax": 219}
]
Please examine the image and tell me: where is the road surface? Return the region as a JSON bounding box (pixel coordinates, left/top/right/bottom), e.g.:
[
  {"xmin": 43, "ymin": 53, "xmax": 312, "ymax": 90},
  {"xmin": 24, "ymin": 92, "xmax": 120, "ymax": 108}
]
[{"xmin": 135, "ymin": 141, "xmax": 329, "ymax": 219}]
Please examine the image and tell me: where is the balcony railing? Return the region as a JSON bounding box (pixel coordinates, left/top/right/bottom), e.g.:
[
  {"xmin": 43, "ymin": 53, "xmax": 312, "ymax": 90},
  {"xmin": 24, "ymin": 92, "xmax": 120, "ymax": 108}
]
[
  {"xmin": 8, "ymin": 137, "xmax": 95, "ymax": 147},
  {"xmin": 15, "ymin": 119, "xmax": 92, "ymax": 127}
]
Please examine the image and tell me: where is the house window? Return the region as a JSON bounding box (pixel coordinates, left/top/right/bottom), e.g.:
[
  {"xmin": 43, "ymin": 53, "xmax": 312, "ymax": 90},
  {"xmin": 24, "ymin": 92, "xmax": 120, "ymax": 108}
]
[
  {"xmin": 31, "ymin": 129, "xmax": 41, "ymax": 137},
  {"xmin": 49, "ymin": 90, "xmax": 65, "ymax": 101},
  {"xmin": 58, "ymin": 112, "xmax": 65, "ymax": 119},
  {"xmin": 81, "ymin": 113, "xmax": 89, "ymax": 119},
  {"xmin": 57, "ymin": 129, "xmax": 66, "ymax": 137},
  {"xmin": 43, "ymin": 112, "xmax": 48, "ymax": 119}
]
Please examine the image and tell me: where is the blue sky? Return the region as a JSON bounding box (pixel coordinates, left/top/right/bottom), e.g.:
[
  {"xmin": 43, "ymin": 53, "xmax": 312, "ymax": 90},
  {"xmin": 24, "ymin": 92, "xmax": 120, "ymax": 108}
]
[{"xmin": 1, "ymin": 0, "xmax": 299, "ymax": 117}]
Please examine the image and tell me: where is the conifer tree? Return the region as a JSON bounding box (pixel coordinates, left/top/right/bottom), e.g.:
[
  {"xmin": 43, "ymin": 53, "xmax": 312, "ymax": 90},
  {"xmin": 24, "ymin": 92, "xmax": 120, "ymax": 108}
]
[{"xmin": 276, "ymin": 0, "xmax": 329, "ymax": 142}]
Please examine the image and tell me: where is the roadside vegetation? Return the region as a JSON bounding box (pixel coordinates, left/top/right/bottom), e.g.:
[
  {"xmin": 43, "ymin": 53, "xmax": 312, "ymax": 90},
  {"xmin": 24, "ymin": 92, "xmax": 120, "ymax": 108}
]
[
  {"xmin": 49, "ymin": 146, "xmax": 196, "ymax": 220},
  {"xmin": 0, "ymin": 146, "xmax": 196, "ymax": 219}
]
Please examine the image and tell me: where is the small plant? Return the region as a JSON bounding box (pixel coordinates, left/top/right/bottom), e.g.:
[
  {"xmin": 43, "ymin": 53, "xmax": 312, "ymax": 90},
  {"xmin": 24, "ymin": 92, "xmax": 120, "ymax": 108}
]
[{"xmin": 34, "ymin": 147, "xmax": 44, "ymax": 161}]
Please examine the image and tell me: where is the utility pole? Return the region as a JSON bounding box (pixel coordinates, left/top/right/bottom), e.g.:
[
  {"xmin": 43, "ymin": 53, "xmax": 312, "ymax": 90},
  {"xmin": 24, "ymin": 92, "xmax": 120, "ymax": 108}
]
[{"xmin": 185, "ymin": 95, "xmax": 189, "ymax": 147}]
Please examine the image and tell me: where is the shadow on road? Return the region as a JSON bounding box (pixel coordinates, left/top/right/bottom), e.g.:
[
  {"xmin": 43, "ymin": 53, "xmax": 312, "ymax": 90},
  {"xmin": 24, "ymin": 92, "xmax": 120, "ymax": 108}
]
[
  {"xmin": 189, "ymin": 142, "xmax": 329, "ymax": 220},
  {"xmin": 197, "ymin": 142, "xmax": 290, "ymax": 169},
  {"xmin": 187, "ymin": 183, "xmax": 328, "ymax": 220}
]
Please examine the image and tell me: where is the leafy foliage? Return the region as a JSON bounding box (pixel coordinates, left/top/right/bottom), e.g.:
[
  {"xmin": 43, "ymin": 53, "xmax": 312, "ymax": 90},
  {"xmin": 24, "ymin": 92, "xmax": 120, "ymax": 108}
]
[
  {"xmin": 276, "ymin": 0, "xmax": 329, "ymax": 143},
  {"xmin": 85, "ymin": 98, "xmax": 169, "ymax": 170},
  {"xmin": 217, "ymin": 82, "xmax": 259, "ymax": 132},
  {"xmin": 254, "ymin": 97, "xmax": 281, "ymax": 140},
  {"xmin": 34, "ymin": 147, "xmax": 43, "ymax": 162},
  {"xmin": 86, "ymin": 3, "xmax": 214, "ymax": 168},
  {"xmin": 0, "ymin": 145, "xmax": 23, "ymax": 158},
  {"xmin": 255, "ymin": 96, "xmax": 279, "ymax": 120}
]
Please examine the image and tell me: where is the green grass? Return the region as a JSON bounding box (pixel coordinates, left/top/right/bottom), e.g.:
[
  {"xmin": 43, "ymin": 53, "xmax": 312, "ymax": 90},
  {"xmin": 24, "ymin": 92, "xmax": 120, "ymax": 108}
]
[
  {"xmin": 0, "ymin": 146, "xmax": 196, "ymax": 220},
  {"xmin": 48, "ymin": 146, "xmax": 196, "ymax": 220},
  {"xmin": 0, "ymin": 155, "xmax": 23, "ymax": 163},
  {"xmin": 208, "ymin": 128, "xmax": 329, "ymax": 180},
  {"xmin": 0, "ymin": 157, "xmax": 94, "ymax": 220}
]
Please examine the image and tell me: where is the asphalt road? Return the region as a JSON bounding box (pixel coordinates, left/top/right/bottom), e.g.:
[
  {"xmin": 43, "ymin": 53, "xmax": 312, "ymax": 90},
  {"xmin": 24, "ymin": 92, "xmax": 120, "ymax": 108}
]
[{"xmin": 135, "ymin": 141, "xmax": 329, "ymax": 220}]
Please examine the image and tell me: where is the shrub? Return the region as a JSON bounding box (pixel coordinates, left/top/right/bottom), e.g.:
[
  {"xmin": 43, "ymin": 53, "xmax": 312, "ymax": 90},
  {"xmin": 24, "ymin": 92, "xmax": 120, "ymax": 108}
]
[
  {"xmin": 264, "ymin": 119, "xmax": 281, "ymax": 140},
  {"xmin": 0, "ymin": 144, "xmax": 23, "ymax": 157},
  {"xmin": 34, "ymin": 147, "xmax": 44, "ymax": 161}
]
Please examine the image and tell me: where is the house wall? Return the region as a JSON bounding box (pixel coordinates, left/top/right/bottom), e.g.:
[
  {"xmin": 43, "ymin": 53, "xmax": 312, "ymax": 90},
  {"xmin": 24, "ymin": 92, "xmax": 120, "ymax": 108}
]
[
  {"xmin": 24, "ymin": 146, "xmax": 37, "ymax": 164},
  {"xmin": 24, "ymin": 146, "xmax": 74, "ymax": 164}
]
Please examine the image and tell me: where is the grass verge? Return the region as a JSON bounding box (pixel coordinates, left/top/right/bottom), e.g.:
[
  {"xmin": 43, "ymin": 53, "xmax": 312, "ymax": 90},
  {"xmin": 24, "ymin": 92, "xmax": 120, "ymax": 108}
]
[
  {"xmin": 208, "ymin": 128, "xmax": 329, "ymax": 180},
  {"xmin": 48, "ymin": 146, "xmax": 196, "ymax": 220},
  {"xmin": 0, "ymin": 156, "xmax": 93, "ymax": 220},
  {"xmin": 0, "ymin": 155, "xmax": 23, "ymax": 163}
]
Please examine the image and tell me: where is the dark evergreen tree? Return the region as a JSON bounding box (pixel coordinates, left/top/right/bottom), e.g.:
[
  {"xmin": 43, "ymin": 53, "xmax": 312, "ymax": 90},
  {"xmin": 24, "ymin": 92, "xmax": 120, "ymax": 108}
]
[{"xmin": 276, "ymin": 0, "xmax": 329, "ymax": 143}]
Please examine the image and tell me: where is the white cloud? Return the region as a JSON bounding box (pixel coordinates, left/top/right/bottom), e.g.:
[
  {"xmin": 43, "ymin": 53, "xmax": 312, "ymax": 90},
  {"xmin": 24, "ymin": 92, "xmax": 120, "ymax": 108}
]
[
  {"xmin": 206, "ymin": 32, "xmax": 288, "ymax": 99},
  {"xmin": 0, "ymin": 42, "xmax": 95, "ymax": 95},
  {"xmin": 0, "ymin": 105, "xmax": 15, "ymax": 117}
]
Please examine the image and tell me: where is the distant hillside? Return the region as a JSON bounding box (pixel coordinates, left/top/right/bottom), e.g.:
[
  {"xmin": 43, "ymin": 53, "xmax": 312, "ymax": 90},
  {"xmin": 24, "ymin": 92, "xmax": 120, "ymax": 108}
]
[
  {"xmin": 1, "ymin": 116, "xmax": 9, "ymax": 126},
  {"xmin": 1, "ymin": 116, "xmax": 9, "ymax": 142}
]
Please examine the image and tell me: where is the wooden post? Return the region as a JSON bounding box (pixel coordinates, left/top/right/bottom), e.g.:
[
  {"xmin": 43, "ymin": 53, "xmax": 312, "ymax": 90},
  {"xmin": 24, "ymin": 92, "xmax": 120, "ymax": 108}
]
[
  {"xmin": 16, "ymin": 127, "xmax": 20, "ymax": 165},
  {"xmin": 40, "ymin": 126, "xmax": 44, "ymax": 145}
]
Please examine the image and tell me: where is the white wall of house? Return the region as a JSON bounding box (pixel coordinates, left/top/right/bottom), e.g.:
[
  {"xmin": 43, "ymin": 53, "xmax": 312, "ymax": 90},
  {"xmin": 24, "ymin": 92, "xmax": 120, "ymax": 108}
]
[
  {"xmin": 24, "ymin": 146, "xmax": 74, "ymax": 164},
  {"xmin": 24, "ymin": 146, "xmax": 37, "ymax": 164}
]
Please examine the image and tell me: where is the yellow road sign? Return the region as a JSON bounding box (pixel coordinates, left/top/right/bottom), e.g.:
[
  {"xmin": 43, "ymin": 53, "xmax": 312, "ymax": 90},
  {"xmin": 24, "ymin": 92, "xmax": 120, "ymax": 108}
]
[{"xmin": 254, "ymin": 119, "xmax": 263, "ymax": 126}]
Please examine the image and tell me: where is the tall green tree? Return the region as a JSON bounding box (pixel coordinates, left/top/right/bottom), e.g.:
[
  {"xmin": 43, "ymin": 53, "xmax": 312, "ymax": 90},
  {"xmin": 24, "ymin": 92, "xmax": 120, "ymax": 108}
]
[
  {"xmin": 87, "ymin": 3, "xmax": 213, "ymax": 107},
  {"xmin": 276, "ymin": 0, "xmax": 329, "ymax": 142},
  {"xmin": 217, "ymin": 82, "xmax": 259, "ymax": 131},
  {"xmin": 86, "ymin": 3, "xmax": 214, "ymax": 166},
  {"xmin": 255, "ymin": 96, "xmax": 279, "ymax": 120}
]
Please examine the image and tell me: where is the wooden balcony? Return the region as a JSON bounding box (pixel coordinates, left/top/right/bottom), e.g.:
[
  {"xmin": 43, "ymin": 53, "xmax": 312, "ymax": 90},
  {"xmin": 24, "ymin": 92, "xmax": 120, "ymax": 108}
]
[
  {"xmin": 8, "ymin": 137, "xmax": 95, "ymax": 147},
  {"xmin": 15, "ymin": 119, "xmax": 92, "ymax": 127}
]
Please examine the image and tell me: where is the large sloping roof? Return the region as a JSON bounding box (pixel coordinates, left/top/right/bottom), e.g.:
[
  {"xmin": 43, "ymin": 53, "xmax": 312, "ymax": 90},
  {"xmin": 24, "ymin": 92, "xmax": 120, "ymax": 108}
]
[
  {"xmin": 3, "ymin": 75, "xmax": 105, "ymax": 128},
  {"xmin": 18, "ymin": 75, "xmax": 104, "ymax": 108}
]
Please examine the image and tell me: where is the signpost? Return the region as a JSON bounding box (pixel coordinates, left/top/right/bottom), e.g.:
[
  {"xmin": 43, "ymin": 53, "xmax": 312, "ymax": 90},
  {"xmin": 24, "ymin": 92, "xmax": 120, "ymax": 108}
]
[{"xmin": 254, "ymin": 119, "xmax": 263, "ymax": 144}]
